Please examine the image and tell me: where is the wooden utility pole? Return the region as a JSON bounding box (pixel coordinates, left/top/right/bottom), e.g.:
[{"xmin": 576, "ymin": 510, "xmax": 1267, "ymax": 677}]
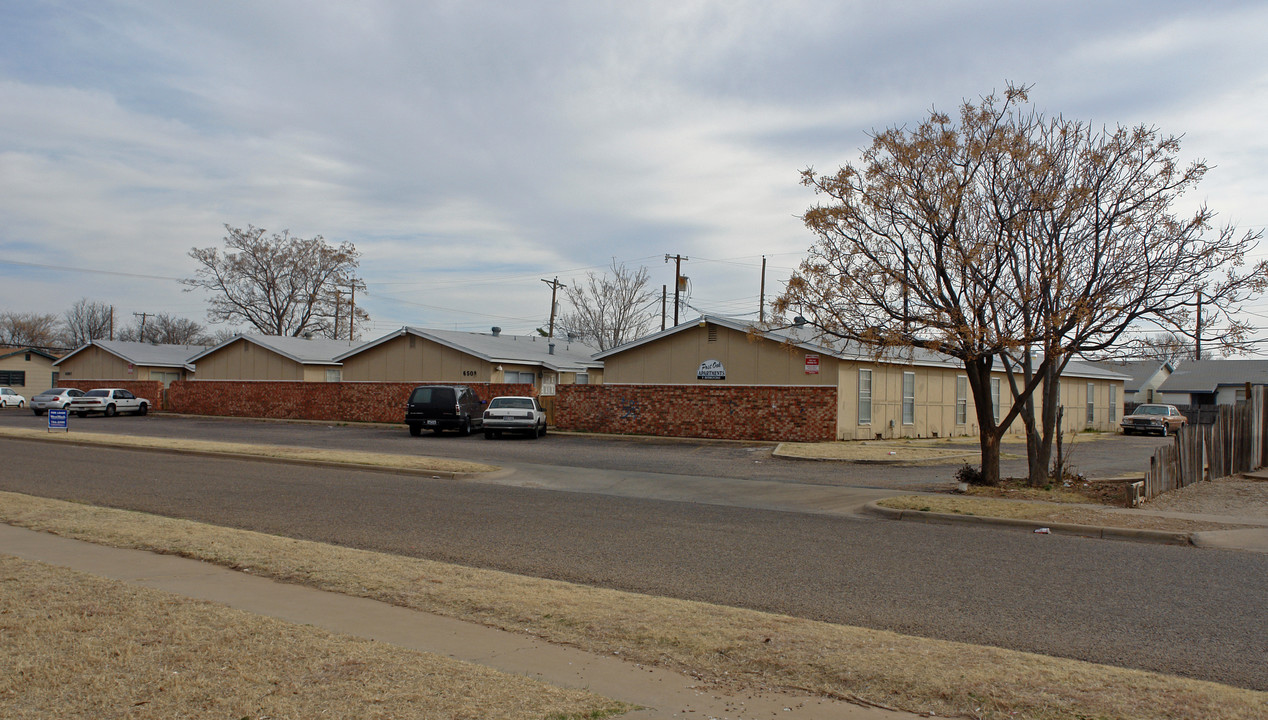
[
  {"xmin": 333, "ymin": 290, "xmax": 341, "ymax": 340},
  {"xmin": 664, "ymin": 254, "xmax": 688, "ymax": 326},
  {"xmin": 541, "ymin": 277, "xmax": 564, "ymax": 339},
  {"xmin": 348, "ymin": 283, "xmax": 356, "ymax": 342},
  {"xmin": 759, "ymin": 255, "xmax": 766, "ymax": 324},
  {"xmin": 132, "ymin": 312, "xmax": 150, "ymax": 343},
  {"xmin": 1195, "ymin": 288, "xmax": 1203, "ymax": 361}
]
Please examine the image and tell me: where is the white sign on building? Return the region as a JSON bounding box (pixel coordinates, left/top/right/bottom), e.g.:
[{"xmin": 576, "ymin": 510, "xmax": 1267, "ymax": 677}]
[{"xmin": 697, "ymin": 359, "xmax": 726, "ymax": 380}]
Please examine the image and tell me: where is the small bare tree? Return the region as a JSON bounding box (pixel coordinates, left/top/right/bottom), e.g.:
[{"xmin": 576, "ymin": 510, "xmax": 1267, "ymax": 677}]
[
  {"xmin": 183, "ymin": 224, "xmax": 368, "ymax": 338},
  {"xmin": 61, "ymin": 298, "xmax": 114, "ymax": 347},
  {"xmin": 0, "ymin": 311, "xmax": 61, "ymax": 348},
  {"xmin": 118, "ymin": 313, "xmax": 213, "ymax": 345},
  {"xmin": 557, "ymin": 261, "xmax": 658, "ymax": 351}
]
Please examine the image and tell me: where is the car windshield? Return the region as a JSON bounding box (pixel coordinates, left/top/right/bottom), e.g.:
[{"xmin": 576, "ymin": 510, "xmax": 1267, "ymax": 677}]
[
  {"xmin": 1136, "ymin": 405, "xmax": 1168, "ymax": 415},
  {"xmin": 489, "ymin": 398, "xmax": 534, "ymax": 409},
  {"xmin": 84, "ymin": 390, "xmax": 110, "ymax": 397}
]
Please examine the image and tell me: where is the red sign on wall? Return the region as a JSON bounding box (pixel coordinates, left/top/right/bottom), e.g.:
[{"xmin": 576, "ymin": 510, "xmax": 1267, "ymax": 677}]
[{"xmin": 804, "ymin": 354, "xmax": 820, "ymax": 374}]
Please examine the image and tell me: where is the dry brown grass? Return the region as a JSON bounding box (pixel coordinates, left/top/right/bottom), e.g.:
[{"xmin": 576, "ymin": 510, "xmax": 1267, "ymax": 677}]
[
  {"xmin": 0, "ymin": 554, "xmax": 625, "ymax": 720},
  {"xmin": 876, "ymin": 495, "xmax": 1257, "ymax": 533},
  {"xmin": 0, "ymin": 427, "xmax": 498, "ymax": 474},
  {"xmin": 2, "ymin": 491, "xmax": 1264, "ymax": 720}
]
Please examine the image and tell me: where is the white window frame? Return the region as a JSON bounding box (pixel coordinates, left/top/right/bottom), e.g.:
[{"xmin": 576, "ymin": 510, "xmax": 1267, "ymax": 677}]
[
  {"xmin": 902, "ymin": 372, "xmax": 915, "ymax": 425},
  {"xmin": 1109, "ymin": 384, "xmax": 1117, "ymax": 422},
  {"xmin": 1086, "ymin": 382, "xmax": 1095, "ymax": 424},
  {"xmin": 955, "ymin": 375, "xmax": 968, "ymax": 425},
  {"xmin": 325, "ymin": 369, "xmax": 341, "ymax": 383},
  {"xmin": 990, "ymin": 377, "xmax": 1001, "ymax": 424},
  {"xmin": 858, "ymin": 369, "xmax": 872, "ymax": 425}
]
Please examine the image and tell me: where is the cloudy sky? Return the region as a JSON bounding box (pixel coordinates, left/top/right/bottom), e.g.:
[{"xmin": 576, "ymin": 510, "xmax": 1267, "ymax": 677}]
[{"xmin": 2, "ymin": 1, "xmax": 1266, "ymax": 346}]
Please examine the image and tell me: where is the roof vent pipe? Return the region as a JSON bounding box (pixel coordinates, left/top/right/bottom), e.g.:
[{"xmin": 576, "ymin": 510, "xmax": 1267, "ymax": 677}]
[
  {"xmin": 548, "ymin": 342, "xmax": 556, "ymax": 355},
  {"xmin": 491, "ymin": 327, "xmax": 501, "ymax": 337}
]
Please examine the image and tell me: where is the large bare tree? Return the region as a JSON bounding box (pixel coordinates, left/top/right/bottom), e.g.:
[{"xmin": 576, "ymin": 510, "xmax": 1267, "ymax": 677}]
[
  {"xmin": 60, "ymin": 298, "xmax": 114, "ymax": 347},
  {"xmin": 184, "ymin": 225, "xmax": 368, "ymax": 338},
  {"xmin": 557, "ymin": 260, "xmax": 658, "ymax": 351},
  {"xmin": 0, "ymin": 311, "xmax": 61, "ymax": 348},
  {"xmin": 777, "ymin": 85, "xmax": 1263, "ymax": 486}
]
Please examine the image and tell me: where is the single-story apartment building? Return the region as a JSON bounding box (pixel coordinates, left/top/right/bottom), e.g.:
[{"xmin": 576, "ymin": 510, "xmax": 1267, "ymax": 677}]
[
  {"xmin": 1156, "ymin": 359, "xmax": 1268, "ymax": 406},
  {"xmin": 559, "ymin": 315, "xmax": 1126, "ymax": 442},
  {"xmin": 0, "ymin": 347, "xmax": 60, "ymax": 391},
  {"xmin": 188, "ymin": 335, "xmax": 362, "ymax": 382},
  {"xmin": 54, "ymin": 340, "xmax": 207, "ymax": 386},
  {"xmin": 335, "ymin": 326, "xmax": 602, "ymax": 394}
]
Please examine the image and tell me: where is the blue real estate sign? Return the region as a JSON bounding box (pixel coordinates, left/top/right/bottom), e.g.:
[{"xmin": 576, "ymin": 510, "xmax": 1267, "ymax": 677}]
[{"xmin": 47, "ymin": 408, "xmax": 69, "ymax": 432}]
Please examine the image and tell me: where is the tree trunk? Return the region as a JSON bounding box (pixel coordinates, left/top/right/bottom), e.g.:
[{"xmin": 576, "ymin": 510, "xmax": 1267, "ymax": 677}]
[{"xmin": 965, "ymin": 357, "xmax": 1002, "ymax": 486}]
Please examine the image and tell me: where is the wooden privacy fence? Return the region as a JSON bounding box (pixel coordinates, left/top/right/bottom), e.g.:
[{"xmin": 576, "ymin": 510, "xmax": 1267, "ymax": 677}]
[{"xmin": 1134, "ymin": 389, "xmax": 1268, "ymax": 506}]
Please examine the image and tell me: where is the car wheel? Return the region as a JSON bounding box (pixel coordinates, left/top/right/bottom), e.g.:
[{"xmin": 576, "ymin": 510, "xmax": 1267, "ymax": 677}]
[
  {"xmin": 33, "ymin": 408, "xmax": 44, "ymax": 416},
  {"xmin": 537, "ymin": 422, "xmax": 547, "ymax": 438},
  {"xmin": 1159, "ymin": 425, "xmax": 1167, "ymax": 437},
  {"xmin": 459, "ymin": 419, "xmax": 471, "ymax": 436},
  {"xmin": 17, "ymin": 400, "xmax": 23, "ymax": 408},
  {"xmin": 76, "ymin": 411, "xmax": 87, "ymax": 418},
  {"xmin": 104, "ymin": 404, "xmax": 116, "ymax": 417},
  {"xmin": 409, "ymin": 424, "xmax": 422, "ymax": 437},
  {"xmin": 136, "ymin": 403, "xmax": 147, "ymax": 416},
  {"xmin": 484, "ymin": 430, "xmax": 494, "ymax": 439}
]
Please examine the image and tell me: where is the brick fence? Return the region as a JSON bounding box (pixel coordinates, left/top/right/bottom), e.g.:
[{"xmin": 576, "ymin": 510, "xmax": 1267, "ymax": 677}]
[
  {"xmin": 60, "ymin": 380, "xmax": 167, "ymax": 410},
  {"xmin": 165, "ymin": 381, "xmax": 536, "ymax": 423},
  {"xmin": 554, "ymin": 384, "xmax": 838, "ymax": 442}
]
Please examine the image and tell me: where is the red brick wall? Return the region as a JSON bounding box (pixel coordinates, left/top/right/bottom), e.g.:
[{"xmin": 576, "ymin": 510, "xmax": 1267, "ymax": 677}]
[
  {"xmin": 59, "ymin": 380, "xmax": 167, "ymax": 410},
  {"xmin": 165, "ymin": 381, "xmax": 536, "ymax": 423},
  {"xmin": 555, "ymin": 384, "xmax": 837, "ymax": 442}
]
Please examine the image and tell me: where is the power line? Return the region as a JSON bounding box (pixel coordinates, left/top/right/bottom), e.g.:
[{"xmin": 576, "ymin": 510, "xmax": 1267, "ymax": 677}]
[{"xmin": 0, "ymin": 258, "xmax": 183, "ymax": 282}]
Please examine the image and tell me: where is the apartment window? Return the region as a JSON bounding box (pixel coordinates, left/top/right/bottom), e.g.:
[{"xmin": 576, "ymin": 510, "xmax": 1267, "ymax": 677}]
[
  {"xmin": 0, "ymin": 370, "xmax": 25, "ymax": 387},
  {"xmin": 902, "ymin": 372, "xmax": 915, "ymax": 425},
  {"xmin": 575, "ymin": 373, "xmax": 589, "ymax": 385},
  {"xmin": 1109, "ymin": 385, "xmax": 1117, "ymax": 422},
  {"xmin": 326, "ymin": 369, "xmax": 342, "ymax": 383},
  {"xmin": 990, "ymin": 378, "xmax": 1001, "ymax": 424},
  {"xmin": 858, "ymin": 369, "xmax": 872, "ymax": 425},
  {"xmin": 1086, "ymin": 382, "xmax": 1095, "ymax": 424},
  {"xmin": 955, "ymin": 375, "xmax": 968, "ymax": 425}
]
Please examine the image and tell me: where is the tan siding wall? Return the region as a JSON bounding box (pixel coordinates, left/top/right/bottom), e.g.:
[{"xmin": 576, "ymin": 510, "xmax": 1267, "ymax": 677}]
[
  {"xmin": 340, "ymin": 335, "xmax": 492, "ymax": 382},
  {"xmin": 0, "ymin": 353, "xmax": 58, "ymax": 389},
  {"xmin": 603, "ymin": 324, "xmax": 837, "ymax": 386},
  {"xmin": 56, "ymin": 346, "xmax": 149, "ymax": 381},
  {"xmin": 192, "ymin": 339, "xmax": 305, "ymax": 380}
]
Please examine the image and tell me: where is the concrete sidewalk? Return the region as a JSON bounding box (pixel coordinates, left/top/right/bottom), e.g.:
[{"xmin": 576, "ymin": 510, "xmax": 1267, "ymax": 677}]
[{"xmin": 0, "ymin": 523, "xmax": 920, "ymax": 720}]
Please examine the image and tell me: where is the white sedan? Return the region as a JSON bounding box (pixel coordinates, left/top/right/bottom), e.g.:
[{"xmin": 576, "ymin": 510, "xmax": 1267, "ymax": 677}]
[
  {"xmin": 69, "ymin": 388, "xmax": 150, "ymax": 417},
  {"xmin": 482, "ymin": 396, "xmax": 547, "ymax": 439},
  {"xmin": 0, "ymin": 387, "xmax": 26, "ymax": 408}
]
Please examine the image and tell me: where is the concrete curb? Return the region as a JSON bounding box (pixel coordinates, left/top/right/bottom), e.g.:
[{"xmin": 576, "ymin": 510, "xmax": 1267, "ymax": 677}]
[
  {"xmin": 861, "ymin": 501, "xmax": 1193, "ymax": 546},
  {"xmin": 1, "ymin": 431, "xmax": 497, "ymax": 480}
]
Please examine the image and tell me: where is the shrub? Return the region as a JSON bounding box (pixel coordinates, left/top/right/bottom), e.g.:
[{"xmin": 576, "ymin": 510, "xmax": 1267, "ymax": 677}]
[{"xmin": 955, "ymin": 462, "xmax": 987, "ymax": 486}]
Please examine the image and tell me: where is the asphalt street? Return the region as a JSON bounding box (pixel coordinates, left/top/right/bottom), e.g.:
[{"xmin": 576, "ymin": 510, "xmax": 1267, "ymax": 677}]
[{"xmin": 1, "ymin": 432, "xmax": 1264, "ymax": 691}]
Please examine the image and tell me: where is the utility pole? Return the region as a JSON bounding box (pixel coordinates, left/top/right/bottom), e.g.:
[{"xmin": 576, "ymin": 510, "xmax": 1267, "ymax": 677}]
[
  {"xmin": 541, "ymin": 277, "xmax": 564, "ymax": 339},
  {"xmin": 348, "ymin": 283, "xmax": 357, "ymax": 342},
  {"xmin": 333, "ymin": 290, "xmax": 341, "ymax": 340},
  {"xmin": 132, "ymin": 312, "xmax": 149, "ymax": 343},
  {"xmin": 759, "ymin": 255, "xmax": 766, "ymax": 324},
  {"xmin": 109, "ymin": 306, "xmax": 114, "ymax": 340},
  {"xmin": 664, "ymin": 254, "xmax": 688, "ymax": 326},
  {"xmin": 1195, "ymin": 288, "xmax": 1203, "ymax": 361}
]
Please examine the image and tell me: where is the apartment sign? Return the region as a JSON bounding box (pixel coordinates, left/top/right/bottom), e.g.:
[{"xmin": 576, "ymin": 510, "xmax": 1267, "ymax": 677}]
[
  {"xmin": 697, "ymin": 359, "xmax": 726, "ymax": 380},
  {"xmin": 804, "ymin": 354, "xmax": 820, "ymax": 375}
]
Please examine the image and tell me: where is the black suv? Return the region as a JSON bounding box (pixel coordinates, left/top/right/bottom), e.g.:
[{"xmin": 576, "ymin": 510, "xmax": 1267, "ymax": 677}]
[{"xmin": 406, "ymin": 385, "xmax": 485, "ymax": 436}]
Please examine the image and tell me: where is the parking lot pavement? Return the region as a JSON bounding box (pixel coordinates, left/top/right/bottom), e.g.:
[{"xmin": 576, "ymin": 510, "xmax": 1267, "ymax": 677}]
[{"xmin": 0, "ymin": 411, "xmax": 1169, "ymax": 487}]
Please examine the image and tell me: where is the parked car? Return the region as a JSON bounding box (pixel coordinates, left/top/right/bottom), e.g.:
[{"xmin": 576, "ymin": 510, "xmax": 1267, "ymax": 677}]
[
  {"xmin": 69, "ymin": 388, "xmax": 149, "ymax": 417},
  {"xmin": 0, "ymin": 387, "xmax": 26, "ymax": 408},
  {"xmin": 1121, "ymin": 404, "xmax": 1187, "ymax": 436},
  {"xmin": 405, "ymin": 385, "xmax": 484, "ymax": 436},
  {"xmin": 482, "ymin": 396, "xmax": 547, "ymax": 439},
  {"xmin": 29, "ymin": 388, "xmax": 85, "ymax": 415}
]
